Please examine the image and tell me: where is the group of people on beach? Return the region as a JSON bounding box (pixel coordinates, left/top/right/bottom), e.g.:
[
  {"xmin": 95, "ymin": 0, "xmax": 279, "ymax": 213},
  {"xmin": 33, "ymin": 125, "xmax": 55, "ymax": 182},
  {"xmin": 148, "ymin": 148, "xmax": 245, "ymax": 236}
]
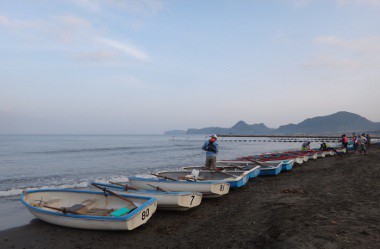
[
  {"xmin": 341, "ymin": 133, "xmax": 371, "ymax": 155},
  {"xmin": 201, "ymin": 132, "xmax": 372, "ymax": 170}
]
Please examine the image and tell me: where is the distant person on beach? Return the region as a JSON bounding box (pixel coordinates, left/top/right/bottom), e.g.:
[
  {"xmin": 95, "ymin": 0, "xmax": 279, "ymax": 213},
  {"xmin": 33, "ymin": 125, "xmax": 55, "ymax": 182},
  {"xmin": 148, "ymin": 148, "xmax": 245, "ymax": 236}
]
[
  {"xmin": 352, "ymin": 133, "xmax": 358, "ymax": 151},
  {"xmin": 358, "ymin": 134, "xmax": 367, "ymax": 155},
  {"xmin": 301, "ymin": 141, "xmax": 311, "ymax": 151},
  {"xmin": 341, "ymin": 134, "xmax": 349, "ymax": 153},
  {"xmin": 366, "ymin": 134, "xmax": 371, "ymax": 148},
  {"xmin": 202, "ymin": 134, "xmax": 219, "ymax": 171},
  {"xmin": 320, "ymin": 142, "xmax": 340, "ymax": 156}
]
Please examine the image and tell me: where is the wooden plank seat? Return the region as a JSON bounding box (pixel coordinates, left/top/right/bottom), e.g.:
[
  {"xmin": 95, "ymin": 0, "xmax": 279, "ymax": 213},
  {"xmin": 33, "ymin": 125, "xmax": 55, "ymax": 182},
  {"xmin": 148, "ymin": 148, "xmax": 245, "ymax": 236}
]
[
  {"xmin": 33, "ymin": 199, "xmax": 62, "ymax": 207},
  {"xmin": 39, "ymin": 199, "xmax": 98, "ymax": 214},
  {"xmin": 86, "ymin": 208, "xmax": 115, "ymax": 216},
  {"xmin": 64, "ymin": 199, "xmax": 97, "ymax": 214}
]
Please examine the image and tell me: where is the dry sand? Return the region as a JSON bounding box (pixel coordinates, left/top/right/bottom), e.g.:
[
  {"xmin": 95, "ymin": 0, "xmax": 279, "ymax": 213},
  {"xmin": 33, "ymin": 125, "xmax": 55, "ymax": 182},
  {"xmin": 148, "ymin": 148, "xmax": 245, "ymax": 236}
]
[{"xmin": 1, "ymin": 145, "xmax": 379, "ymax": 249}]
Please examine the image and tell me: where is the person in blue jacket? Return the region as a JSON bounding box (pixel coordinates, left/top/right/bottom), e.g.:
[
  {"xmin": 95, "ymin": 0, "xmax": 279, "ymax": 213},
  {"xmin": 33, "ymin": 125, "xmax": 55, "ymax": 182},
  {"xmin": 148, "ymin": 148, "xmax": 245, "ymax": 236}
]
[{"xmin": 202, "ymin": 134, "xmax": 219, "ymax": 171}]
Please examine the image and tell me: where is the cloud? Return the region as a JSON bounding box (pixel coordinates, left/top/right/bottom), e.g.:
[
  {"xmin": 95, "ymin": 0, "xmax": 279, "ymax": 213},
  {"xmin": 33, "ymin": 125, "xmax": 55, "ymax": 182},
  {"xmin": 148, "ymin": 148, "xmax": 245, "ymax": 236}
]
[
  {"xmin": 54, "ymin": 14, "xmax": 91, "ymax": 27},
  {"xmin": 314, "ymin": 35, "xmax": 380, "ymax": 53},
  {"xmin": 273, "ymin": 32, "xmax": 291, "ymax": 44},
  {"xmin": 68, "ymin": 0, "xmax": 164, "ymax": 14},
  {"xmin": 97, "ymin": 38, "xmax": 148, "ymax": 61},
  {"xmin": 303, "ymin": 54, "xmax": 360, "ymax": 69},
  {"xmin": 72, "ymin": 50, "xmax": 117, "ymax": 62},
  {"xmin": 336, "ymin": 0, "xmax": 380, "ymax": 6},
  {"xmin": 0, "ymin": 14, "xmax": 149, "ymax": 62},
  {"xmin": 0, "ymin": 15, "xmax": 9, "ymax": 25},
  {"xmin": 304, "ymin": 35, "xmax": 380, "ymax": 70}
]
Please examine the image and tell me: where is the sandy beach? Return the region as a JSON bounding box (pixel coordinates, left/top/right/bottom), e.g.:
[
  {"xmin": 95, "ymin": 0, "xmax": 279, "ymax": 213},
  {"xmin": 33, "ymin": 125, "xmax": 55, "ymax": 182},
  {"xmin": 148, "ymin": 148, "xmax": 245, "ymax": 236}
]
[{"xmin": 1, "ymin": 145, "xmax": 379, "ymax": 249}]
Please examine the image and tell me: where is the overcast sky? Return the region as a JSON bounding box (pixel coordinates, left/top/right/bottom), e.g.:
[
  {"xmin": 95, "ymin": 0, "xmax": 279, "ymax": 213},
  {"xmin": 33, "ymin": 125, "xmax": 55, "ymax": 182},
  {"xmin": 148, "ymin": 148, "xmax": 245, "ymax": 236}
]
[{"xmin": 1, "ymin": 0, "xmax": 379, "ymax": 134}]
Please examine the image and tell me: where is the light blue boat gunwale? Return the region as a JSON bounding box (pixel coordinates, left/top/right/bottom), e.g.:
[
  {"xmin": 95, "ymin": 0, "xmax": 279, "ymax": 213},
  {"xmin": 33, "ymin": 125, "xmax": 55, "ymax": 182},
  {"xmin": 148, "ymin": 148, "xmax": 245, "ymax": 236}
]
[
  {"xmin": 229, "ymin": 173, "xmax": 250, "ymax": 188},
  {"xmin": 258, "ymin": 165, "xmax": 282, "ymax": 176},
  {"xmin": 280, "ymin": 160, "xmax": 294, "ymax": 171},
  {"xmin": 246, "ymin": 167, "xmax": 261, "ymax": 178},
  {"xmin": 21, "ymin": 189, "xmax": 157, "ymax": 221}
]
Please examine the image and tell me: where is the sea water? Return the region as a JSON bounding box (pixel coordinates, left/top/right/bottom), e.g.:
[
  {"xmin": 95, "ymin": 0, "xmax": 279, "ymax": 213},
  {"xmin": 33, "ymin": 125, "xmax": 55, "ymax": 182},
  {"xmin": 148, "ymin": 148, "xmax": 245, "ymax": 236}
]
[{"xmin": 0, "ymin": 134, "xmax": 318, "ymax": 230}]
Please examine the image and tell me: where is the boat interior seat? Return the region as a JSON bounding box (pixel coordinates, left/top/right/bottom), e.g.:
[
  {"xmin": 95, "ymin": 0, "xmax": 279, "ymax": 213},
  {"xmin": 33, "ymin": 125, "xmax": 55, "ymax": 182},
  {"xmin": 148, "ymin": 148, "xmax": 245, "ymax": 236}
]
[
  {"xmin": 86, "ymin": 208, "xmax": 114, "ymax": 216},
  {"xmin": 34, "ymin": 198, "xmax": 62, "ymax": 207}
]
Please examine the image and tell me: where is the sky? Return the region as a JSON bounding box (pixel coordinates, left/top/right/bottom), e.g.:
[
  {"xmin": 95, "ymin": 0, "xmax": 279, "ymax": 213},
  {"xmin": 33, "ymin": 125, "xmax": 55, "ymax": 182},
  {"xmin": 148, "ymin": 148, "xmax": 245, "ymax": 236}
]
[{"xmin": 1, "ymin": 0, "xmax": 380, "ymax": 134}]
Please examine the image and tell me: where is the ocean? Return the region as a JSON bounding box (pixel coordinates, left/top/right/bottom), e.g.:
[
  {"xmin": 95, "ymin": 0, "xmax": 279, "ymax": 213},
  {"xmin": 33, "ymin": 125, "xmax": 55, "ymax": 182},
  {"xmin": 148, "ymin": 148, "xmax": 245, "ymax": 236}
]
[{"xmin": 0, "ymin": 134, "xmax": 322, "ymax": 230}]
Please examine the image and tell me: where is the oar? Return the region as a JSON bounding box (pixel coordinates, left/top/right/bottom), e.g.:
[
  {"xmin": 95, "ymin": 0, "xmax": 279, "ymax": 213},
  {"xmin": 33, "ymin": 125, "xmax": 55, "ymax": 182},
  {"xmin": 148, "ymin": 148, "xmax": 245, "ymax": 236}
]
[
  {"xmin": 246, "ymin": 158, "xmax": 267, "ymax": 167},
  {"xmin": 109, "ymin": 181, "xmax": 140, "ymax": 191},
  {"xmin": 225, "ymin": 164, "xmax": 246, "ymax": 170},
  {"xmin": 91, "ymin": 183, "xmax": 137, "ymax": 208},
  {"xmin": 217, "ymin": 170, "xmax": 238, "ymax": 178},
  {"xmin": 151, "ymin": 173, "xmax": 178, "ymax": 181},
  {"xmin": 147, "ymin": 183, "xmax": 168, "ymax": 192},
  {"xmin": 42, "ymin": 205, "xmax": 81, "ymax": 215}
]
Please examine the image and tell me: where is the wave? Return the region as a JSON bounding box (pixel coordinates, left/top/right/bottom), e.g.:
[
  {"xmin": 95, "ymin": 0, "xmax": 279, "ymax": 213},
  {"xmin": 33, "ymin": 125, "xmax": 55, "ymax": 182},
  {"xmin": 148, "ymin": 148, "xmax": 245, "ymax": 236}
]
[
  {"xmin": 0, "ymin": 175, "xmax": 130, "ymax": 198},
  {"xmin": 29, "ymin": 144, "xmax": 191, "ymax": 154},
  {"xmin": 31, "ymin": 146, "xmax": 141, "ymax": 154}
]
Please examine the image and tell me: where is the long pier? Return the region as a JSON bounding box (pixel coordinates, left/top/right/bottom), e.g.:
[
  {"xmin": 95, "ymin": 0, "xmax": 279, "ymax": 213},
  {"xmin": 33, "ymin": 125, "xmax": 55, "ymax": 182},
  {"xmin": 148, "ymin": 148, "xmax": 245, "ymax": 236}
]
[{"xmin": 218, "ymin": 134, "xmax": 380, "ymax": 139}]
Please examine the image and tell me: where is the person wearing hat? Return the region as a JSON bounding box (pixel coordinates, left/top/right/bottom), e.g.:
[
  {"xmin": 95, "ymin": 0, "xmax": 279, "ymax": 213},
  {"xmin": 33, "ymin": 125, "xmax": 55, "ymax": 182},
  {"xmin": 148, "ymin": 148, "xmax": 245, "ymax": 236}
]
[{"xmin": 202, "ymin": 134, "xmax": 219, "ymax": 171}]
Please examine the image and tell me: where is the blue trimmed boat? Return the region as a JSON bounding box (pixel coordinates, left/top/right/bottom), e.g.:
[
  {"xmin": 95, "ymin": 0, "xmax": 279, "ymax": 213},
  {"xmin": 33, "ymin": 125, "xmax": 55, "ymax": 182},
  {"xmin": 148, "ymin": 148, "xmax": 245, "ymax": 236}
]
[
  {"xmin": 258, "ymin": 163, "xmax": 282, "ymax": 176},
  {"xmin": 91, "ymin": 182, "xmax": 203, "ymax": 211},
  {"xmin": 21, "ymin": 189, "xmax": 157, "ymax": 230},
  {"xmin": 128, "ymin": 176, "xmax": 230, "ymax": 198},
  {"xmin": 155, "ymin": 170, "xmax": 251, "ymax": 188},
  {"xmin": 181, "ymin": 165, "xmax": 261, "ymax": 179}
]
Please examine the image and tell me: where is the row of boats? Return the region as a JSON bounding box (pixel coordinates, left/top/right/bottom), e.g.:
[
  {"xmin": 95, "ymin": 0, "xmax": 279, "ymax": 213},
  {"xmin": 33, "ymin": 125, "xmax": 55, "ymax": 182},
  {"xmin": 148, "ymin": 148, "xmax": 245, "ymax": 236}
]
[{"xmin": 21, "ymin": 147, "xmax": 345, "ymax": 230}]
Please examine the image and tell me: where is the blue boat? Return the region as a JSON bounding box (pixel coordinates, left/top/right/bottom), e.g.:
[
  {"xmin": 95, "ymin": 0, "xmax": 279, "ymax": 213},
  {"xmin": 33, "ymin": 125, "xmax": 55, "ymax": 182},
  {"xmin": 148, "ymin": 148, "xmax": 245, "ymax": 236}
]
[
  {"xmin": 258, "ymin": 162, "xmax": 282, "ymax": 176},
  {"xmin": 155, "ymin": 170, "xmax": 251, "ymax": 188},
  {"xmin": 181, "ymin": 165, "xmax": 261, "ymax": 179},
  {"xmin": 280, "ymin": 160, "xmax": 294, "ymax": 171}
]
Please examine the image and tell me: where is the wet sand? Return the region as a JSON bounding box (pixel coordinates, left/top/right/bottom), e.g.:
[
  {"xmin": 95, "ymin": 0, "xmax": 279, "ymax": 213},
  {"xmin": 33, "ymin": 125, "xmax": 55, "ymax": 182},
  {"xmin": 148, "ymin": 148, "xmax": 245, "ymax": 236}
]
[{"xmin": 1, "ymin": 145, "xmax": 379, "ymax": 249}]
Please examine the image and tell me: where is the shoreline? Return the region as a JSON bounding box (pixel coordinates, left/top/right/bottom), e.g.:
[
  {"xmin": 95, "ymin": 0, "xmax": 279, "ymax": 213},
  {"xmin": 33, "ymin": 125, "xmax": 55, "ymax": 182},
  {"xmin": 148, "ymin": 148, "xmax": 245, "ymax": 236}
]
[{"xmin": 1, "ymin": 146, "xmax": 379, "ymax": 248}]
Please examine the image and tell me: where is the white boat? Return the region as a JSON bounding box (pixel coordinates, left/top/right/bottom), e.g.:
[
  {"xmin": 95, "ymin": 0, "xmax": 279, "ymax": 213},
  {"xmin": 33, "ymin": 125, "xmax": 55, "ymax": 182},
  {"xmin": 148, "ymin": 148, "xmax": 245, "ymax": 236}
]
[
  {"xmin": 21, "ymin": 188, "xmax": 157, "ymax": 230},
  {"xmin": 155, "ymin": 170, "xmax": 251, "ymax": 188},
  {"xmin": 92, "ymin": 182, "xmax": 202, "ymax": 211},
  {"xmin": 128, "ymin": 176, "xmax": 230, "ymax": 198},
  {"xmin": 182, "ymin": 165, "xmax": 261, "ymax": 179}
]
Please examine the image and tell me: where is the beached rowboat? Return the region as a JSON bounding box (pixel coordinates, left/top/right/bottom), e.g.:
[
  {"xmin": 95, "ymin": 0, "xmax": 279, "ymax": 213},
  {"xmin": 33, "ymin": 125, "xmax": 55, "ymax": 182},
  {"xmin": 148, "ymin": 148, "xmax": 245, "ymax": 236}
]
[
  {"xmin": 219, "ymin": 159, "xmax": 293, "ymax": 172},
  {"xmin": 155, "ymin": 170, "xmax": 251, "ymax": 188},
  {"xmin": 128, "ymin": 177, "xmax": 230, "ymax": 198},
  {"xmin": 91, "ymin": 182, "xmax": 202, "ymax": 211},
  {"xmin": 21, "ymin": 189, "xmax": 157, "ymax": 230},
  {"xmin": 181, "ymin": 165, "xmax": 261, "ymax": 179}
]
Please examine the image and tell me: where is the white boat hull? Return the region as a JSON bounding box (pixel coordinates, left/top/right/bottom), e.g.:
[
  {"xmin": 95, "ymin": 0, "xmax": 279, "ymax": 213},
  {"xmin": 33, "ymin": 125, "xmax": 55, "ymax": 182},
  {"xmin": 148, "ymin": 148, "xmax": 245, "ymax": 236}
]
[
  {"xmin": 129, "ymin": 177, "xmax": 230, "ymax": 198},
  {"xmin": 92, "ymin": 182, "xmax": 203, "ymax": 211},
  {"xmin": 22, "ymin": 189, "xmax": 157, "ymax": 230}
]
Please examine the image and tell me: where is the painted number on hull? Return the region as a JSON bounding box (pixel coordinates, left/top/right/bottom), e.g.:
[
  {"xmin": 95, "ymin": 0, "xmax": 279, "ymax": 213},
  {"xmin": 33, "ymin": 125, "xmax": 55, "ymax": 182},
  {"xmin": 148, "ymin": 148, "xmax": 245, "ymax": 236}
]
[
  {"xmin": 220, "ymin": 185, "xmax": 225, "ymax": 191},
  {"xmin": 142, "ymin": 208, "xmax": 150, "ymax": 220},
  {"xmin": 190, "ymin": 195, "xmax": 195, "ymax": 205}
]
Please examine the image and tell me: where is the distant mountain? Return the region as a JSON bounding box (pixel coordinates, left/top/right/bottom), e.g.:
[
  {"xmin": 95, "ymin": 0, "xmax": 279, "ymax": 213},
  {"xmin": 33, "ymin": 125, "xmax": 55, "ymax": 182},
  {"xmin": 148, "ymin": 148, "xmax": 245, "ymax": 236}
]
[
  {"xmin": 164, "ymin": 130, "xmax": 187, "ymax": 135},
  {"xmin": 187, "ymin": 121, "xmax": 274, "ymax": 135},
  {"xmin": 277, "ymin": 111, "xmax": 380, "ymax": 134},
  {"xmin": 176, "ymin": 111, "xmax": 380, "ymax": 135}
]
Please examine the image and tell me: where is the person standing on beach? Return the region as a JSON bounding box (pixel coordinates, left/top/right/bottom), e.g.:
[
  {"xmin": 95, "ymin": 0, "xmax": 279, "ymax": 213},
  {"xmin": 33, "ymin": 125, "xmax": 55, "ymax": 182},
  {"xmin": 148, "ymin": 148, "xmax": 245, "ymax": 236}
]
[
  {"xmin": 202, "ymin": 134, "xmax": 219, "ymax": 171},
  {"xmin": 358, "ymin": 134, "xmax": 367, "ymax": 155},
  {"xmin": 366, "ymin": 133, "xmax": 371, "ymax": 148},
  {"xmin": 341, "ymin": 134, "xmax": 349, "ymax": 154},
  {"xmin": 352, "ymin": 133, "xmax": 358, "ymax": 151}
]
